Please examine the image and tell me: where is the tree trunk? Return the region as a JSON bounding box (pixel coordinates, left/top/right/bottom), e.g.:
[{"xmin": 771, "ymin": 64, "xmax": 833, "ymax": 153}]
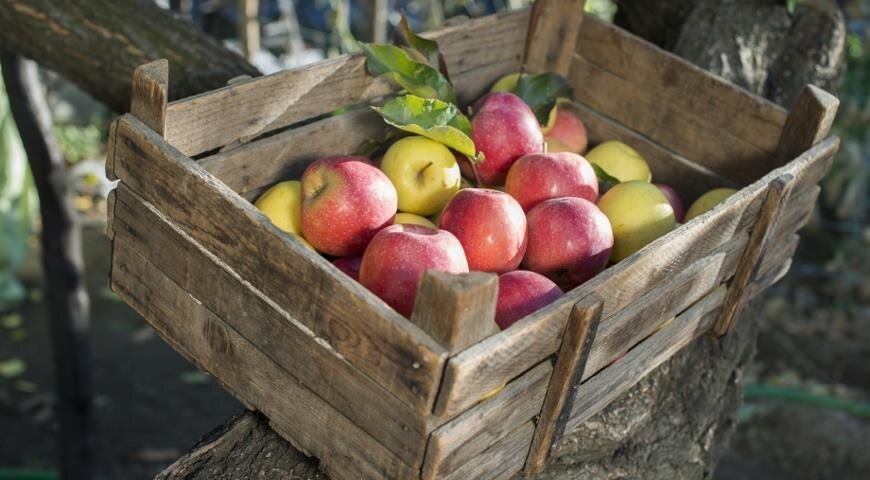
[
  {"xmin": 154, "ymin": 2, "xmax": 846, "ymax": 479},
  {"xmin": 1, "ymin": 54, "xmax": 94, "ymax": 480},
  {"xmin": 0, "ymin": 0, "xmax": 260, "ymax": 112}
]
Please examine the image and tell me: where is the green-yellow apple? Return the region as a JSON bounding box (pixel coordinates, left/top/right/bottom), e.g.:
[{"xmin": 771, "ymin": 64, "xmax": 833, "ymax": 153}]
[
  {"xmin": 585, "ymin": 141, "xmax": 652, "ymax": 182},
  {"xmin": 597, "ymin": 181, "xmax": 676, "ymax": 262},
  {"xmin": 490, "ymin": 73, "xmax": 520, "ymax": 92},
  {"xmin": 543, "ymin": 105, "xmax": 588, "ymax": 154},
  {"xmin": 380, "ymin": 136, "xmax": 461, "ymax": 216},
  {"xmin": 439, "ymin": 188, "xmax": 527, "ymax": 273},
  {"xmin": 470, "ymin": 92, "xmax": 544, "ymax": 185},
  {"xmin": 654, "ymin": 183, "xmax": 686, "ymax": 222},
  {"xmin": 523, "ymin": 197, "xmax": 613, "ymax": 287},
  {"xmin": 394, "ymin": 212, "xmax": 437, "ymax": 228},
  {"xmin": 359, "ymin": 224, "xmax": 468, "ymax": 316},
  {"xmin": 505, "ymin": 152, "xmax": 598, "ymax": 212},
  {"xmin": 684, "ymin": 188, "xmax": 738, "ymax": 222},
  {"xmin": 301, "ymin": 156, "xmax": 397, "ymax": 256},
  {"xmin": 495, "ymin": 270, "xmax": 563, "ymax": 330},
  {"xmin": 255, "ymin": 180, "xmax": 303, "ymax": 235}
]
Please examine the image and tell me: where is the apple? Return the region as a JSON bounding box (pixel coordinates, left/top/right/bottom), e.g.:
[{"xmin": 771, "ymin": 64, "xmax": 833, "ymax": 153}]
[
  {"xmin": 597, "ymin": 181, "xmax": 676, "ymax": 262},
  {"xmin": 524, "ymin": 197, "xmax": 613, "ymax": 287},
  {"xmin": 471, "ymin": 92, "xmax": 544, "ymax": 185},
  {"xmin": 684, "ymin": 188, "xmax": 738, "ymax": 222},
  {"xmin": 380, "ymin": 136, "xmax": 462, "ymax": 216},
  {"xmin": 394, "ymin": 212, "xmax": 437, "ymax": 228},
  {"xmin": 332, "ymin": 255, "xmax": 362, "ymax": 281},
  {"xmin": 543, "ymin": 105, "xmax": 588, "ymax": 154},
  {"xmin": 490, "ymin": 73, "xmax": 520, "ymax": 92},
  {"xmin": 301, "ymin": 156, "xmax": 397, "ymax": 256},
  {"xmin": 255, "ymin": 180, "xmax": 303, "ymax": 235},
  {"xmin": 585, "ymin": 140, "xmax": 651, "ymax": 183},
  {"xmin": 654, "ymin": 183, "xmax": 686, "ymax": 223},
  {"xmin": 359, "ymin": 224, "xmax": 468, "ymax": 316},
  {"xmin": 439, "ymin": 188, "xmax": 527, "ymax": 273},
  {"xmin": 505, "ymin": 152, "xmax": 598, "ymax": 212},
  {"xmin": 495, "ymin": 270, "xmax": 563, "ymax": 330}
]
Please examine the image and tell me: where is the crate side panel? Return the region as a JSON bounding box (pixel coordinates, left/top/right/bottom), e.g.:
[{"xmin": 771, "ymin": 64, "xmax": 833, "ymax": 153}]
[
  {"xmin": 111, "ymin": 115, "xmax": 447, "ymax": 413},
  {"xmin": 433, "ymin": 138, "xmax": 838, "ymax": 417},
  {"xmin": 111, "ymin": 185, "xmax": 429, "ymax": 464},
  {"xmin": 110, "ymin": 240, "xmax": 418, "ymax": 480},
  {"xmin": 165, "ymin": 9, "xmax": 530, "ymax": 157},
  {"xmin": 441, "ymin": 422, "xmax": 535, "ymax": 480}
]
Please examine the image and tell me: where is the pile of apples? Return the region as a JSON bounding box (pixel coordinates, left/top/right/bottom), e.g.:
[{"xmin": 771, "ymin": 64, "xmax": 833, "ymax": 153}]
[{"xmin": 255, "ymin": 81, "xmax": 736, "ymax": 330}]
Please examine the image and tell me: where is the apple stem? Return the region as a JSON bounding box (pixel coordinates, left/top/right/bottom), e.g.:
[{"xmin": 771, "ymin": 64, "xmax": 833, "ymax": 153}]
[{"xmin": 469, "ymin": 161, "xmax": 483, "ymax": 188}]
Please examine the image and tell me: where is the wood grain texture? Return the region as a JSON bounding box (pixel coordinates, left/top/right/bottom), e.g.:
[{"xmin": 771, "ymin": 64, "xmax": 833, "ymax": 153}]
[
  {"xmin": 776, "ymin": 85, "xmax": 839, "ymax": 163},
  {"xmin": 111, "ymin": 186, "xmax": 430, "ymax": 465},
  {"xmin": 523, "ymin": 0, "xmax": 586, "ymax": 76},
  {"xmin": 714, "ymin": 175, "xmax": 794, "ymax": 336},
  {"xmin": 164, "ymin": 9, "xmax": 530, "ymax": 156},
  {"xmin": 422, "ymin": 362, "xmax": 551, "ymax": 480},
  {"xmin": 110, "ymin": 242, "xmax": 417, "ymax": 480},
  {"xmin": 411, "ymin": 271, "xmax": 500, "ymax": 353},
  {"xmin": 110, "ymin": 115, "xmax": 447, "ymax": 413},
  {"xmin": 525, "ymin": 294, "xmax": 602, "ymax": 474},
  {"xmin": 130, "ymin": 59, "xmax": 168, "ymax": 137},
  {"xmin": 432, "ymin": 137, "xmax": 838, "ymax": 417},
  {"xmin": 105, "ymin": 119, "xmax": 120, "ymax": 181},
  {"xmin": 571, "ymin": 16, "xmax": 789, "ymax": 184},
  {"xmin": 441, "ymin": 422, "xmax": 535, "ymax": 480}
]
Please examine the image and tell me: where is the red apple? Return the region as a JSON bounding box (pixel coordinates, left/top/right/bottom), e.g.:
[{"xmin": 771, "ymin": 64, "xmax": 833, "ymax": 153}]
[
  {"xmin": 524, "ymin": 197, "xmax": 613, "ymax": 287},
  {"xmin": 439, "ymin": 188, "xmax": 527, "ymax": 273},
  {"xmin": 495, "ymin": 270, "xmax": 563, "ymax": 330},
  {"xmin": 543, "ymin": 106, "xmax": 588, "ymax": 154},
  {"xmin": 332, "ymin": 255, "xmax": 362, "ymax": 281},
  {"xmin": 359, "ymin": 224, "xmax": 468, "ymax": 316},
  {"xmin": 471, "ymin": 92, "xmax": 544, "ymax": 185},
  {"xmin": 654, "ymin": 183, "xmax": 686, "ymax": 223},
  {"xmin": 505, "ymin": 152, "xmax": 598, "ymax": 212},
  {"xmin": 301, "ymin": 156, "xmax": 397, "ymax": 256}
]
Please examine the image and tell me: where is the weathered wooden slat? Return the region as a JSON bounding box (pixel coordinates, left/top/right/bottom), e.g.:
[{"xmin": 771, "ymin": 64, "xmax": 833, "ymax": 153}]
[
  {"xmin": 411, "ymin": 271, "xmax": 500, "ymax": 354},
  {"xmin": 571, "ymin": 16, "xmax": 789, "ymax": 184},
  {"xmin": 110, "ymin": 241, "xmax": 418, "ymax": 480},
  {"xmin": 525, "ymin": 294, "xmax": 602, "ymax": 474},
  {"xmin": 441, "ymin": 422, "xmax": 535, "ymax": 480},
  {"xmin": 109, "ymin": 114, "xmax": 447, "ymax": 413},
  {"xmin": 775, "ymin": 85, "xmax": 840, "ymax": 164},
  {"xmin": 423, "ymin": 362, "xmax": 551, "ymax": 480},
  {"xmin": 715, "ymin": 175, "xmax": 794, "ymax": 336},
  {"xmin": 111, "ymin": 186, "xmax": 430, "ymax": 465},
  {"xmin": 164, "ymin": 9, "xmax": 530, "ymax": 156},
  {"xmin": 130, "ymin": 59, "xmax": 169, "ymax": 137},
  {"xmin": 561, "ymin": 232, "xmax": 799, "ymax": 440},
  {"xmin": 432, "ymin": 137, "xmax": 838, "ymax": 417},
  {"xmin": 523, "ymin": 0, "xmax": 586, "ymax": 76}
]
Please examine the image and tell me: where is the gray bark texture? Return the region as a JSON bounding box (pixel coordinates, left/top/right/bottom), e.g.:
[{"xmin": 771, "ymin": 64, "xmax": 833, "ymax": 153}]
[
  {"xmin": 143, "ymin": 2, "xmax": 846, "ymax": 479},
  {"xmin": 0, "ymin": 0, "xmax": 260, "ymax": 112}
]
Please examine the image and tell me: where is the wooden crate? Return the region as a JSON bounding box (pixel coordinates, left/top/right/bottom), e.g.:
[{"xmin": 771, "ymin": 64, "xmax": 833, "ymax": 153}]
[{"xmin": 105, "ymin": 1, "xmax": 840, "ymax": 479}]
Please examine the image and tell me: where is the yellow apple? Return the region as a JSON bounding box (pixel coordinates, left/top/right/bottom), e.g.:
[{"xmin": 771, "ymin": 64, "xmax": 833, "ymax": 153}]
[
  {"xmin": 490, "ymin": 73, "xmax": 520, "ymax": 92},
  {"xmin": 381, "ymin": 136, "xmax": 462, "ymax": 216},
  {"xmin": 597, "ymin": 181, "xmax": 676, "ymax": 262},
  {"xmin": 585, "ymin": 141, "xmax": 652, "ymax": 183},
  {"xmin": 255, "ymin": 180, "xmax": 303, "ymax": 235},
  {"xmin": 394, "ymin": 212, "xmax": 437, "ymax": 228},
  {"xmin": 684, "ymin": 188, "xmax": 738, "ymax": 222}
]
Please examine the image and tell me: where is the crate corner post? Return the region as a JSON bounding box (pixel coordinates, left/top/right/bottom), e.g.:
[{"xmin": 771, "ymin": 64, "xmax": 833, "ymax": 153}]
[
  {"xmin": 130, "ymin": 58, "xmax": 169, "ymax": 137},
  {"xmin": 523, "ymin": 0, "xmax": 587, "ymax": 76}
]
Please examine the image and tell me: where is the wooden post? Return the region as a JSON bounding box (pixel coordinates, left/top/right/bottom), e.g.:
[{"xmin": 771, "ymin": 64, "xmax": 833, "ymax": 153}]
[
  {"xmin": 775, "ymin": 85, "xmax": 840, "ymax": 164},
  {"xmin": 522, "ymin": 0, "xmax": 587, "ymax": 76},
  {"xmin": 1, "ymin": 53, "xmax": 94, "ymax": 480},
  {"xmin": 238, "ymin": 0, "xmax": 260, "ymax": 62},
  {"xmin": 525, "ymin": 293, "xmax": 603, "ymax": 474},
  {"xmin": 130, "ymin": 59, "xmax": 169, "ymax": 137},
  {"xmin": 410, "ymin": 271, "xmax": 499, "ymax": 353}
]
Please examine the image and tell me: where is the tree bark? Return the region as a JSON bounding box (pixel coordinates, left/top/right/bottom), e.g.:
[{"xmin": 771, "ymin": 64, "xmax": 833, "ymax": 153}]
[
  {"xmin": 0, "ymin": 0, "xmax": 260, "ymax": 112},
  {"xmin": 1, "ymin": 54, "xmax": 94, "ymax": 480}
]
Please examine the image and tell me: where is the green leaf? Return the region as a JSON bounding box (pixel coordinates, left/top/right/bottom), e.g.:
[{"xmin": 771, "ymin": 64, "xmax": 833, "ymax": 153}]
[
  {"xmin": 0, "ymin": 357, "xmax": 26, "ymax": 378},
  {"xmin": 372, "ymin": 95, "xmax": 481, "ymax": 161},
  {"xmin": 511, "ymin": 73, "xmax": 574, "ymax": 124},
  {"xmin": 179, "ymin": 370, "xmax": 211, "ymax": 385},
  {"xmin": 398, "ymin": 14, "xmax": 448, "ymax": 79},
  {"xmin": 1, "ymin": 313, "xmax": 22, "ymax": 329},
  {"xmin": 591, "ymin": 163, "xmax": 621, "ymax": 190},
  {"xmin": 360, "ymin": 43, "xmax": 455, "ymax": 103}
]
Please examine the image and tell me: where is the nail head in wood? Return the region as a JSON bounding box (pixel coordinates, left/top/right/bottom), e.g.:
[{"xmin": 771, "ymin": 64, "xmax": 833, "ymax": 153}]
[
  {"xmin": 714, "ymin": 174, "xmax": 794, "ymax": 336},
  {"xmin": 775, "ymin": 85, "xmax": 839, "ymax": 164},
  {"xmin": 523, "ymin": 0, "xmax": 587, "ymax": 76},
  {"xmin": 525, "ymin": 293, "xmax": 603, "ymax": 474},
  {"xmin": 130, "ymin": 59, "xmax": 169, "ymax": 137},
  {"xmin": 410, "ymin": 270, "xmax": 499, "ymax": 353}
]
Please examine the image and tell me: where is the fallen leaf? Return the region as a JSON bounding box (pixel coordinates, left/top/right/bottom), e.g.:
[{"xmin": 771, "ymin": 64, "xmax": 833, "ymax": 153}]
[{"xmin": 0, "ymin": 358, "xmax": 26, "ymax": 378}]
